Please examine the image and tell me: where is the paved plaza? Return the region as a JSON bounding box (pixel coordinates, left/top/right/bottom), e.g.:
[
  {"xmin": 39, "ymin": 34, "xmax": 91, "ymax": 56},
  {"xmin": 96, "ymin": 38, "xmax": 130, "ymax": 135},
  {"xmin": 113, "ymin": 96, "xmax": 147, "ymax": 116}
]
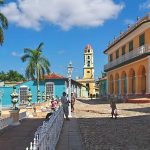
[
  {"xmin": 75, "ymin": 98, "xmax": 150, "ymax": 150},
  {"xmin": 0, "ymin": 98, "xmax": 150, "ymax": 150}
]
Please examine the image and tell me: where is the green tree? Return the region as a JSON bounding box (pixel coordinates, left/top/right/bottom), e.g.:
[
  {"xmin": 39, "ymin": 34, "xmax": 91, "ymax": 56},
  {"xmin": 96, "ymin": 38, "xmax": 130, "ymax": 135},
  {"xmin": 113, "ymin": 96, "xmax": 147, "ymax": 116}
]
[
  {"xmin": 21, "ymin": 42, "xmax": 50, "ymax": 101},
  {"xmin": 0, "ymin": 0, "xmax": 8, "ymax": 45},
  {"xmin": 0, "ymin": 70, "xmax": 26, "ymax": 81}
]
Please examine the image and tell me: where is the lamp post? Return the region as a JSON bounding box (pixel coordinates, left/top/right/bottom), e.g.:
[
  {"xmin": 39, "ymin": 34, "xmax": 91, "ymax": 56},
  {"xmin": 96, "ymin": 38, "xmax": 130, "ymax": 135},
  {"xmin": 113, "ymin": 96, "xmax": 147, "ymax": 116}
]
[{"xmin": 67, "ymin": 62, "xmax": 73, "ymax": 117}]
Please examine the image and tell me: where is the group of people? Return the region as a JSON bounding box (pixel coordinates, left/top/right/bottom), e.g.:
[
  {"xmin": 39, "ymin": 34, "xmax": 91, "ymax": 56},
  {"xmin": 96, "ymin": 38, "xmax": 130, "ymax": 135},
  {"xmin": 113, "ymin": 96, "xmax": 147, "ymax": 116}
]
[{"xmin": 50, "ymin": 92, "xmax": 118, "ymax": 120}]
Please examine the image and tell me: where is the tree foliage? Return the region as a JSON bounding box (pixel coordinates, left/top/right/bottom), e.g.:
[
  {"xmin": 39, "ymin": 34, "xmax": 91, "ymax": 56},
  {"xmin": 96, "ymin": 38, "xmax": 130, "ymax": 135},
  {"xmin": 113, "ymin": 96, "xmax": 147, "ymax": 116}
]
[
  {"xmin": 21, "ymin": 42, "xmax": 50, "ymax": 99},
  {"xmin": 0, "ymin": 0, "xmax": 8, "ymax": 45},
  {"xmin": 0, "ymin": 70, "xmax": 26, "ymax": 82}
]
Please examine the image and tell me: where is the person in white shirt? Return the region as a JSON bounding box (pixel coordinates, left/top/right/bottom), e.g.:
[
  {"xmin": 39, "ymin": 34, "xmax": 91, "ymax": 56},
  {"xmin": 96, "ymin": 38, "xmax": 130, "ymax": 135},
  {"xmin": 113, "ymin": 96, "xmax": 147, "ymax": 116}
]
[{"xmin": 61, "ymin": 92, "xmax": 69, "ymax": 120}]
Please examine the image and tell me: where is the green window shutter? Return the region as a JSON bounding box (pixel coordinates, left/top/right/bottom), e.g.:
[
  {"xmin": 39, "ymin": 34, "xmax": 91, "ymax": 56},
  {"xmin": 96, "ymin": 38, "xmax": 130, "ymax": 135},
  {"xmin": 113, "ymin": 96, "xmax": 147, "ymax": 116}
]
[
  {"xmin": 129, "ymin": 40, "xmax": 133, "ymax": 52},
  {"xmin": 139, "ymin": 33, "xmax": 145, "ymax": 47},
  {"xmin": 116, "ymin": 49, "xmax": 119, "ymax": 59},
  {"xmin": 110, "ymin": 54, "xmax": 113, "ymax": 62},
  {"xmin": 122, "ymin": 45, "xmax": 126, "ymax": 55}
]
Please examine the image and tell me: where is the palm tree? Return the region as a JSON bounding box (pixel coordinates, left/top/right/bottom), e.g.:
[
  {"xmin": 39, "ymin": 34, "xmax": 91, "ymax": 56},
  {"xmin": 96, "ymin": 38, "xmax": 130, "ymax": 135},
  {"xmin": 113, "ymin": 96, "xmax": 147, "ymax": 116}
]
[
  {"xmin": 21, "ymin": 42, "xmax": 50, "ymax": 101},
  {"xmin": 0, "ymin": 0, "xmax": 8, "ymax": 45}
]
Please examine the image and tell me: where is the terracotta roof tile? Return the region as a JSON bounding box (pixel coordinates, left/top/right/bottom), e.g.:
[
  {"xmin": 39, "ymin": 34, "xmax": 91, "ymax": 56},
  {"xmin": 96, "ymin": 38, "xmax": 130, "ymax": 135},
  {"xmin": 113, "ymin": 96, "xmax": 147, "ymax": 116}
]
[{"xmin": 45, "ymin": 73, "xmax": 66, "ymax": 79}]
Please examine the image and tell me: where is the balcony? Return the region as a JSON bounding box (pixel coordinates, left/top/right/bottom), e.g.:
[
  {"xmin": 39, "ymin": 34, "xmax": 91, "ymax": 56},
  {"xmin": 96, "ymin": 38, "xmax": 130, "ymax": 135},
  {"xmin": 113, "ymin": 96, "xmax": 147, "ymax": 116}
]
[{"xmin": 104, "ymin": 45, "xmax": 150, "ymax": 71}]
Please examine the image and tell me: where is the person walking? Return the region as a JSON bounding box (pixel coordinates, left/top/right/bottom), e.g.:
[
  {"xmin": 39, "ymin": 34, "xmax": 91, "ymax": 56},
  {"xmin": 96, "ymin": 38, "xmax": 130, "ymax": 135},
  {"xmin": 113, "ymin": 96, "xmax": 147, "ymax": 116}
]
[
  {"xmin": 71, "ymin": 92, "xmax": 76, "ymax": 112},
  {"xmin": 110, "ymin": 98, "xmax": 117, "ymax": 119},
  {"xmin": 61, "ymin": 92, "xmax": 70, "ymax": 120}
]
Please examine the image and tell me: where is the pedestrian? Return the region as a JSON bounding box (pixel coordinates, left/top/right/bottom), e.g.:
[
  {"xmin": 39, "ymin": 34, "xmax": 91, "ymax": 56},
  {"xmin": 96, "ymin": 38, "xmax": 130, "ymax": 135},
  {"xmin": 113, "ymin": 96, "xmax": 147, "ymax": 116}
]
[
  {"xmin": 71, "ymin": 92, "xmax": 76, "ymax": 112},
  {"xmin": 61, "ymin": 92, "xmax": 70, "ymax": 120},
  {"xmin": 110, "ymin": 98, "xmax": 117, "ymax": 119}
]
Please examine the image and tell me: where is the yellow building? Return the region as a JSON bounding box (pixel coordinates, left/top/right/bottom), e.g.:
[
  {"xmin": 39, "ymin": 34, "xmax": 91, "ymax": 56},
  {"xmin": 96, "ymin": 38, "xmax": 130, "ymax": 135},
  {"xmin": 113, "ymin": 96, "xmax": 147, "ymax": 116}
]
[
  {"xmin": 104, "ymin": 13, "xmax": 150, "ymax": 98},
  {"xmin": 77, "ymin": 44, "xmax": 96, "ymax": 96}
]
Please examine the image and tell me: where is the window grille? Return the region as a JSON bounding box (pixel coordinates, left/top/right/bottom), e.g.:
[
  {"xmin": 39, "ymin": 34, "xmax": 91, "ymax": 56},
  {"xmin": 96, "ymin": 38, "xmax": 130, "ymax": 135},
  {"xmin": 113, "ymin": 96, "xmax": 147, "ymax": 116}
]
[
  {"xmin": 19, "ymin": 86, "xmax": 28, "ymax": 104},
  {"xmin": 46, "ymin": 82, "xmax": 54, "ymax": 98}
]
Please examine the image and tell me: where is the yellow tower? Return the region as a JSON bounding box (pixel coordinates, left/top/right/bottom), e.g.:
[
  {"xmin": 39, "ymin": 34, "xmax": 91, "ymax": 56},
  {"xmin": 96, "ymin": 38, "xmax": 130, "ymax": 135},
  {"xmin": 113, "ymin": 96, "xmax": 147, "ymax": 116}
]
[
  {"xmin": 77, "ymin": 44, "xmax": 96, "ymax": 96},
  {"xmin": 83, "ymin": 44, "xmax": 94, "ymax": 79}
]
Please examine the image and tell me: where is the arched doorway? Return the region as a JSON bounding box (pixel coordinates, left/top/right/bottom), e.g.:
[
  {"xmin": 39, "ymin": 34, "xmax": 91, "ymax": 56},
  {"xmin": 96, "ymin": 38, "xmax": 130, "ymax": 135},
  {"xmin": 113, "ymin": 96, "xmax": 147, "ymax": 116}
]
[
  {"xmin": 138, "ymin": 66, "xmax": 146, "ymax": 95},
  {"xmin": 115, "ymin": 73, "xmax": 120, "ymax": 95},
  {"xmin": 109, "ymin": 75, "xmax": 114, "ymax": 94},
  {"xmin": 121, "ymin": 71, "xmax": 127, "ymax": 95},
  {"xmin": 129, "ymin": 69, "xmax": 136, "ymax": 95}
]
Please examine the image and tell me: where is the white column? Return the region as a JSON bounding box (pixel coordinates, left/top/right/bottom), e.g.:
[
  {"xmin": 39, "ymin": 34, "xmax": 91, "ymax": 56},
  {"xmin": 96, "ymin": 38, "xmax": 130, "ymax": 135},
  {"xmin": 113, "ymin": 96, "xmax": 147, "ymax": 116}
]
[{"xmin": 68, "ymin": 77, "xmax": 72, "ymax": 117}]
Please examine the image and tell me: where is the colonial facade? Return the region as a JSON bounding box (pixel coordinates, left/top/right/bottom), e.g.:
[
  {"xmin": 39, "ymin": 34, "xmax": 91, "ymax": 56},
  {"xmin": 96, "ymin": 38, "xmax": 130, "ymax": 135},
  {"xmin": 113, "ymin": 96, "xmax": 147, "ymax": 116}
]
[
  {"xmin": 77, "ymin": 44, "xmax": 96, "ymax": 96},
  {"xmin": 104, "ymin": 13, "xmax": 150, "ymax": 97},
  {"xmin": 0, "ymin": 73, "xmax": 88, "ymax": 107}
]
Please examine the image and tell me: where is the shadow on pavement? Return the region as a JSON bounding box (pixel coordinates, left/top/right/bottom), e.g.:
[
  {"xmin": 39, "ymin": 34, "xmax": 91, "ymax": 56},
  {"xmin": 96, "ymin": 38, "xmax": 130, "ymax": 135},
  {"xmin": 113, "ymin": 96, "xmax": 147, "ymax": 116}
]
[
  {"xmin": 0, "ymin": 118, "xmax": 44, "ymax": 150},
  {"xmin": 77, "ymin": 115, "xmax": 150, "ymax": 150},
  {"xmin": 123, "ymin": 107, "xmax": 150, "ymax": 114},
  {"xmin": 77, "ymin": 98, "xmax": 109, "ymax": 105}
]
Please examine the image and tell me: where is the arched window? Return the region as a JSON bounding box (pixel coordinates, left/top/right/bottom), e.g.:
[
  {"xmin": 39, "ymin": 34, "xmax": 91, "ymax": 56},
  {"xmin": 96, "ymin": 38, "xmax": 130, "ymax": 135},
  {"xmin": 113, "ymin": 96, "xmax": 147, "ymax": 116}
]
[{"xmin": 87, "ymin": 61, "xmax": 90, "ymax": 67}]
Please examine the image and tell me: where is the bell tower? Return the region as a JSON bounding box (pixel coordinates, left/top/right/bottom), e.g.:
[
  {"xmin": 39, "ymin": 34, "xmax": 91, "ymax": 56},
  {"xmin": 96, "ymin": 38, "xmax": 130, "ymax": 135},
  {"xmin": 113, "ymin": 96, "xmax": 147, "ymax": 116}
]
[
  {"xmin": 83, "ymin": 44, "xmax": 94, "ymax": 79},
  {"xmin": 76, "ymin": 44, "xmax": 96, "ymax": 96}
]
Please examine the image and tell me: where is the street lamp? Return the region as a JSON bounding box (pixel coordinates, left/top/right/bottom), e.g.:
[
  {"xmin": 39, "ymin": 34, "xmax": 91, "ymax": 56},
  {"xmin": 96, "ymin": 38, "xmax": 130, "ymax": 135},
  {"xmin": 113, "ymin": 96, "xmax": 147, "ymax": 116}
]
[{"xmin": 67, "ymin": 62, "xmax": 73, "ymax": 117}]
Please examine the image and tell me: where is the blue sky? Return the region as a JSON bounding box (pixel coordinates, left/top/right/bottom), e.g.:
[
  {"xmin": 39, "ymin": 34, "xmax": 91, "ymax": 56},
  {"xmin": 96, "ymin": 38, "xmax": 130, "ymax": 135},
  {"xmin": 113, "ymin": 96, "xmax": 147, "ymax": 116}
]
[{"xmin": 0, "ymin": 0, "xmax": 150, "ymax": 79}]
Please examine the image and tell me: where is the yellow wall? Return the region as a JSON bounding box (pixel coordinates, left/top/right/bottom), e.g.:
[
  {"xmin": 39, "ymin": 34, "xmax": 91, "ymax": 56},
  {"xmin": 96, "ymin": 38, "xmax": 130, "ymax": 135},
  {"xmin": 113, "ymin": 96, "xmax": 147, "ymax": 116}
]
[
  {"xmin": 79, "ymin": 81, "xmax": 95, "ymax": 95},
  {"xmin": 107, "ymin": 58, "xmax": 149, "ymax": 95},
  {"xmin": 84, "ymin": 68, "xmax": 93, "ymax": 79},
  {"xmin": 108, "ymin": 28, "xmax": 150, "ymax": 62}
]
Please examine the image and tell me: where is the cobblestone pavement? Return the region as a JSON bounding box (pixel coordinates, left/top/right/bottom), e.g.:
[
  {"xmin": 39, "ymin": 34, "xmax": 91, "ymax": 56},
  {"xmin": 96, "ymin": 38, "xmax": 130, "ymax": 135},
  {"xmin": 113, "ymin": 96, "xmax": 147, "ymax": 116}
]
[{"xmin": 75, "ymin": 98, "xmax": 150, "ymax": 150}]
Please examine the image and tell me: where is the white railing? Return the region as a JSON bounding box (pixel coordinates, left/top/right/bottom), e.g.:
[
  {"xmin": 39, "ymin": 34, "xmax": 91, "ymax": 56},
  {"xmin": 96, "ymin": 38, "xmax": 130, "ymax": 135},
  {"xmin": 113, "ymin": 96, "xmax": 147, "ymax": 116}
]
[
  {"xmin": 26, "ymin": 106, "xmax": 64, "ymax": 150},
  {"xmin": 0, "ymin": 117, "xmax": 13, "ymax": 130},
  {"xmin": 19, "ymin": 111, "xmax": 27, "ymax": 120},
  {"xmin": 104, "ymin": 45, "xmax": 150, "ymax": 71}
]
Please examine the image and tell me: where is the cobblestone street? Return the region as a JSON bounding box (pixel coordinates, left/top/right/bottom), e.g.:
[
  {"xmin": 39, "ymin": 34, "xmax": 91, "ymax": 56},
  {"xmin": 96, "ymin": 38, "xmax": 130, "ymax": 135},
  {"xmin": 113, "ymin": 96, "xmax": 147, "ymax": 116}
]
[{"xmin": 75, "ymin": 98, "xmax": 150, "ymax": 150}]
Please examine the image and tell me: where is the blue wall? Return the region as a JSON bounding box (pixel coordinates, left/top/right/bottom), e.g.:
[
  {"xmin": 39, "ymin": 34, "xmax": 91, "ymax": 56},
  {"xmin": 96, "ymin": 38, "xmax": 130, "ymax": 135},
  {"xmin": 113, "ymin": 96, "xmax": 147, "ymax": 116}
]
[
  {"xmin": 0, "ymin": 79, "xmax": 66, "ymax": 107},
  {"xmin": 0, "ymin": 87, "xmax": 13, "ymax": 107}
]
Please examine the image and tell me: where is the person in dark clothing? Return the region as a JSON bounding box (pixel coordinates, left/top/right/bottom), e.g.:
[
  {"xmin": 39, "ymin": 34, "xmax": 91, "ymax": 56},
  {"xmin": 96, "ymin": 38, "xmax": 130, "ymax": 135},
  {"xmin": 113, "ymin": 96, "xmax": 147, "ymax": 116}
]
[{"xmin": 110, "ymin": 99, "xmax": 117, "ymax": 119}]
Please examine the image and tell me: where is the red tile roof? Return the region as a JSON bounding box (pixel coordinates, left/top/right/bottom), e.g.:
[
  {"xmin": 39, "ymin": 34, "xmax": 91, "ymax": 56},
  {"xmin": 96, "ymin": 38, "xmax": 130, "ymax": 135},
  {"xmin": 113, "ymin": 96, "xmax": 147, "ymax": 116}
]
[
  {"xmin": 85, "ymin": 44, "xmax": 92, "ymax": 49},
  {"xmin": 45, "ymin": 73, "xmax": 66, "ymax": 79}
]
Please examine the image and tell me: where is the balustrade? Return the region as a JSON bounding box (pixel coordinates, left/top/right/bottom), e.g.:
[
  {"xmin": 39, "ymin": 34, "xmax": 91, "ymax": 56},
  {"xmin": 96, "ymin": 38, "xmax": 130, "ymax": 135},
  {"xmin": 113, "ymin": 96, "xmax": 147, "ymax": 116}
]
[
  {"xmin": 26, "ymin": 106, "xmax": 64, "ymax": 150},
  {"xmin": 104, "ymin": 45, "xmax": 150, "ymax": 71}
]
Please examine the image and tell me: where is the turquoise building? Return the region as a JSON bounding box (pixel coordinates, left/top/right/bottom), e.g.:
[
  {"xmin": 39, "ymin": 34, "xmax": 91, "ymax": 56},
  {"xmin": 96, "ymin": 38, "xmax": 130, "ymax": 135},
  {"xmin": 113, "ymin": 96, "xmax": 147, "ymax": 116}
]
[
  {"xmin": 0, "ymin": 73, "xmax": 88, "ymax": 107},
  {"xmin": 98, "ymin": 76, "xmax": 108, "ymax": 96}
]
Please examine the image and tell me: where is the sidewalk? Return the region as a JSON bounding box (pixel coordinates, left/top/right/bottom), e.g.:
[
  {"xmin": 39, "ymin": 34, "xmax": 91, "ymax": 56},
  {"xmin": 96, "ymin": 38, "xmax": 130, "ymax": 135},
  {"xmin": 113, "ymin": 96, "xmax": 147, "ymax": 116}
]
[{"xmin": 56, "ymin": 113, "xmax": 84, "ymax": 150}]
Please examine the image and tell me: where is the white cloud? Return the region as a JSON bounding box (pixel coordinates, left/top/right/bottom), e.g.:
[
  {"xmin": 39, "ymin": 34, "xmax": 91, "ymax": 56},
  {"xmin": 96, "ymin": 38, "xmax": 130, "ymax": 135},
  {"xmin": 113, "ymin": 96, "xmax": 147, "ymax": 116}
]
[
  {"xmin": 1, "ymin": 0, "xmax": 124, "ymax": 30},
  {"xmin": 11, "ymin": 51, "xmax": 22, "ymax": 57},
  {"xmin": 140, "ymin": 0, "xmax": 150, "ymax": 9}
]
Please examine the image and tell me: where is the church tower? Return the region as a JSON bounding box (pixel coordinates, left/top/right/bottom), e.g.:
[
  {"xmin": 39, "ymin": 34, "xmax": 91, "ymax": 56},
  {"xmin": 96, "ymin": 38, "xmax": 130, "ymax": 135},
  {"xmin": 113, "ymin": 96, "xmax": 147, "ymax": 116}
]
[
  {"xmin": 76, "ymin": 44, "xmax": 96, "ymax": 96},
  {"xmin": 83, "ymin": 44, "xmax": 94, "ymax": 79}
]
